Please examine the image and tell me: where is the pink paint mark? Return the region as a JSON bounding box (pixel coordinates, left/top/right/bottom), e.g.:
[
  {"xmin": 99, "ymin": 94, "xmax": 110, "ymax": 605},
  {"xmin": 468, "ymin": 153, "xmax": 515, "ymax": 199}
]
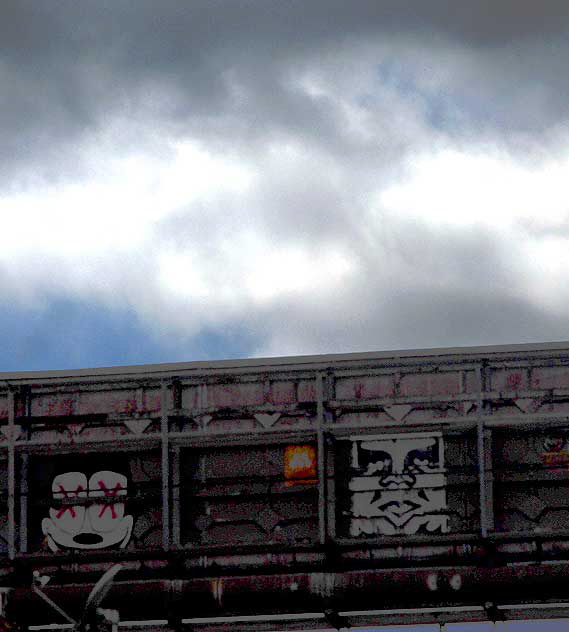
[
  {"xmin": 96, "ymin": 480, "xmax": 124, "ymax": 519},
  {"xmin": 507, "ymin": 373, "xmax": 523, "ymax": 390},
  {"xmin": 55, "ymin": 484, "xmax": 84, "ymax": 519}
]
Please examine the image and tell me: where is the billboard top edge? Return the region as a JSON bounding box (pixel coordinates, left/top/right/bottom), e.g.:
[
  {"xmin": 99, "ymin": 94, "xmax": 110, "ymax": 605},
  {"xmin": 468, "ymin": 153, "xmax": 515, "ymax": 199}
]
[{"xmin": 0, "ymin": 339, "xmax": 569, "ymax": 384}]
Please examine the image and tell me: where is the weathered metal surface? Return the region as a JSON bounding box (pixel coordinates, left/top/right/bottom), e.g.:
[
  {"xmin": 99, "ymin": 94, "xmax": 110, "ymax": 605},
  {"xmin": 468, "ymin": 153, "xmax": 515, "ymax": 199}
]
[
  {"xmin": 1, "ymin": 342, "xmax": 569, "ymax": 628},
  {"xmin": 9, "ymin": 563, "xmax": 569, "ymax": 628}
]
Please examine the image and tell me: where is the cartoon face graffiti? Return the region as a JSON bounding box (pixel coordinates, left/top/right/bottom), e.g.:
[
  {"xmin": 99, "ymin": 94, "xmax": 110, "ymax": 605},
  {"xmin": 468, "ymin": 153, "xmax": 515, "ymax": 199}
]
[
  {"xmin": 41, "ymin": 471, "xmax": 133, "ymax": 551},
  {"xmin": 348, "ymin": 432, "xmax": 449, "ymax": 536}
]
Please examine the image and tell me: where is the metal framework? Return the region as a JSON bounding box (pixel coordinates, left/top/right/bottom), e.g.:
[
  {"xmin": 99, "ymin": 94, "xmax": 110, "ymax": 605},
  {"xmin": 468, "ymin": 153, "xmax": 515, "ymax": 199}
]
[{"xmin": 1, "ymin": 342, "xmax": 569, "ymax": 629}]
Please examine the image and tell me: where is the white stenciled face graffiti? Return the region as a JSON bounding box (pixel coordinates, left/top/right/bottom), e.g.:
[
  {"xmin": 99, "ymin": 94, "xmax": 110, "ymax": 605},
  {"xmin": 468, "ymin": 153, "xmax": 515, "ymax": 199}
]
[
  {"xmin": 348, "ymin": 432, "xmax": 449, "ymax": 536},
  {"xmin": 41, "ymin": 471, "xmax": 134, "ymax": 551}
]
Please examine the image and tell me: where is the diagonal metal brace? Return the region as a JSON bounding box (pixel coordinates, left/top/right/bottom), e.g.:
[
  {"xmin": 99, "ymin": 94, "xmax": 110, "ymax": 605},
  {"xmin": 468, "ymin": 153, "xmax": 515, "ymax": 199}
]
[{"xmin": 32, "ymin": 586, "xmax": 77, "ymax": 626}]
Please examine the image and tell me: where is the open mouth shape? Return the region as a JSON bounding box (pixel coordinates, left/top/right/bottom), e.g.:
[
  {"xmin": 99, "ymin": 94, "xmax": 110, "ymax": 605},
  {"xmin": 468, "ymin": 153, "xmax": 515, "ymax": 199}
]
[{"xmin": 72, "ymin": 533, "xmax": 104, "ymax": 545}]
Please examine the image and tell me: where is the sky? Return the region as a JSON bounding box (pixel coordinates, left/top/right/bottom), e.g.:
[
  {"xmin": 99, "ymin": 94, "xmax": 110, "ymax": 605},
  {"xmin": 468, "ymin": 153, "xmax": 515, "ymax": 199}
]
[{"xmin": 3, "ymin": 0, "xmax": 569, "ymax": 374}]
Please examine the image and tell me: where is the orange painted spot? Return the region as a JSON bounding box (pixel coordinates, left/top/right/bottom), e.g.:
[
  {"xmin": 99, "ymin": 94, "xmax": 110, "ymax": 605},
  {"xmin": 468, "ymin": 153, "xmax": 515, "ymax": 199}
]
[
  {"xmin": 284, "ymin": 445, "xmax": 317, "ymax": 484},
  {"xmin": 543, "ymin": 451, "xmax": 569, "ymax": 467}
]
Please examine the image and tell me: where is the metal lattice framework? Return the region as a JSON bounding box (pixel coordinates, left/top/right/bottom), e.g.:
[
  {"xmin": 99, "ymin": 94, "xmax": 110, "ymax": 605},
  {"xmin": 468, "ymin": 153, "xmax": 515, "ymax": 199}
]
[{"xmin": 1, "ymin": 342, "xmax": 569, "ymax": 630}]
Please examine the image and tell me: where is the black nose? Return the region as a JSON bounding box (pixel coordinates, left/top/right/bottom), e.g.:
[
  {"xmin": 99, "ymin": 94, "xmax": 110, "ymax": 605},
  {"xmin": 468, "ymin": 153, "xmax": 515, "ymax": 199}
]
[{"xmin": 73, "ymin": 533, "xmax": 104, "ymax": 545}]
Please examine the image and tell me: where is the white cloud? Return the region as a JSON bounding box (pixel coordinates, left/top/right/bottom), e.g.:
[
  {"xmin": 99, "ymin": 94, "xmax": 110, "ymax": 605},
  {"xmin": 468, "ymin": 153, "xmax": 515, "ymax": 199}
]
[
  {"xmin": 244, "ymin": 244, "xmax": 355, "ymax": 303},
  {"xmin": 522, "ymin": 235, "xmax": 569, "ymax": 314},
  {"xmin": 0, "ymin": 136, "xmax": 255, "ymax": 260},
  {"xmin": 379, "ymin": 147, "xmax": 569, "ymax": 230},
  {"xmin": 0, "ymin": 133, "xmax": 258, "ymax": 316}
]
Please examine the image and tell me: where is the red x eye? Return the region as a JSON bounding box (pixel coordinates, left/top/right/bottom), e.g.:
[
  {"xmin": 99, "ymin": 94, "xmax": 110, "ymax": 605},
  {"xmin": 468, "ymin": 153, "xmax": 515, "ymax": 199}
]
[
  {"xmin": 54, "ymin": 483, "xmax": 85, "ymax": 519},
  {"xmin": 95, "ymin": 480, "xmax": 125, "ymax": 519}
]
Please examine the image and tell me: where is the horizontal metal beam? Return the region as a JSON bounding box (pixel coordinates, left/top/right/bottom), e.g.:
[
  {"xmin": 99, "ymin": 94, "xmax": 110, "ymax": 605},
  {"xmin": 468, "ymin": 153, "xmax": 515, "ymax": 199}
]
[{"xmin": 1, "ymin": 340, "xmax": 569, "ymax": 387}]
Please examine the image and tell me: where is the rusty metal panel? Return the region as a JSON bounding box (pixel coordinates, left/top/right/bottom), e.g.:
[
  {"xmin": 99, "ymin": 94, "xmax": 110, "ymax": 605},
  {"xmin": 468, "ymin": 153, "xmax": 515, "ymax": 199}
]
[
  {"xmin": 297, "ymin": 380, "xmax": 316, "ymax": 402},
  {"xmin": 179, "ymin": 443, "xmax": 319, "ymax": 547},
  {"xmin": 332, "ymin": 409, "xmax": 395, "ymax": 428},
  {"xmin": 208, "ymin": 382, "xmax": 265, "ymax": 408},
  {"xmin": 145, "ymin": 388, "xmax": 162, "ymax": 413},
  {"xmin": 493, "ymin": 426, "xmax": 569, "ymax": 532},
  {"xmin": 0, "ymin": 398, "xmax": 9, "ymax": 421},
  {"xmin": 75, "ymin": 390, "xmax": 139, "ymax": 416},
  {"xmin": 30, "ymin": 392, "xmax": 79, "ymax": 417},
  {"xmin": 201, "ymin": 416, "xmax": 266, "ymax": 435},
  {"xmin": 464, "ymin": 369, "xmax": 480, "ymax": 393},
  {"xmin": 490, "ymin": 366, "xmax": 529, "ymax": 392},
  {"xmin": 335, "ymin": 375, "xmax": 395, "ymax": 400},
  {"xmin": 399, "ymin": 371, "xmax": 462, "ymax": 397},
  {"xmin": 531, "ymin": 365, "xmax": 569, "ymax": 390},
  {"xmin": 181, "ymin": 384, "xmax": 201, "ymax": 410},
  {"xmin": 268, "ymin": 381, "xmax": 297, "ymax": 405}
]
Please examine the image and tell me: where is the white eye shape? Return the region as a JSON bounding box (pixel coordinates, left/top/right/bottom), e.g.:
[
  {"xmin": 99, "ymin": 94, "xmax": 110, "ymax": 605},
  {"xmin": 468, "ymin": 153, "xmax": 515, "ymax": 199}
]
[
  {"xmin": 50, "ymin": 472, "xmax": 88, "ymax": 535},
  {"xmin": 89, "ymin": 471, "xmax": 127, "ymax": 498},
  {"xmin": 88, "ymin": 471, "xmax": 128, "ymax": 534},
  {"xmin": 52, "ymin": 472, "xmax": 88, "ymax": 499}
]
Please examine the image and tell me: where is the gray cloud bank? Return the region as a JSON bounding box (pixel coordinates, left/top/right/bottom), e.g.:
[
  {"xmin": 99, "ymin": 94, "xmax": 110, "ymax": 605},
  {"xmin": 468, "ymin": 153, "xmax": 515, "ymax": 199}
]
[{"xmin": 4, "ymin": 1, "xmax": 569, "ymax": 177}]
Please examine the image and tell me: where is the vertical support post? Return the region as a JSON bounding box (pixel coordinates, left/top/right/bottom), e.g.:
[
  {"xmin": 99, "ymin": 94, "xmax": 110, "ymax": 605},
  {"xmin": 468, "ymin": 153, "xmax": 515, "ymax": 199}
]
[
  {"xmin": 18, "ymin": 387, "xmax": 29, "ymax": 553},
  {"xmin": 484, "ymin": 427, "xmax": 495, "ymax": 532},
  {"xmin": 196, "ymin": 382, "xmax": 203, "ymax": 418},
  {"xmin": 477, "ymin": 364, "xmax": 489, "ymax": 538},
  {"xmin": 324, "ymin": 371, "xmax": 337, "ymax": 542},
  {"xmin": 326, "ymin": 435, "xmax": 336, "ymax": 541},
  {"xmin": 7, "ymin": 389, "xmax": 15, "ymax": 559},
  {"xmin": 477, "ymin": 418, "xmax": 487, "ymax": 538},
  {"xmin": 19, "ymin": 453, "xmax": 28, "ymax": 553},
  {"xmin": 0, "ymin": 588, "xmax": 10, "ymax": 618},
  {"xmin": 172, "ymin": 445, "xmax": 181, "ymax": 548},
  {"xmin": 316, "ymin": 373, "xmax": 327, "ymax": 545},
  {"xmin": 161, "ymin": 382, "xmax": 170, "ymax": 551}
]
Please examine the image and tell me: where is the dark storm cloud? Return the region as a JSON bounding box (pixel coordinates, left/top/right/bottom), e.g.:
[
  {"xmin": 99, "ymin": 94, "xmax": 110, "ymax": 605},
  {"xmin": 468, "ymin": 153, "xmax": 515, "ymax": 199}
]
[{"xmin": 2, "ymin": 0, "xmax": 569, "ymax": 187}]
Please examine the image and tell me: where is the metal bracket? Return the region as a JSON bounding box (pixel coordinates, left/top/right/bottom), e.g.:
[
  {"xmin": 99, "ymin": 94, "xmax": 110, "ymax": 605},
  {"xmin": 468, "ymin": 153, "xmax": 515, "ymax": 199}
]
[
  {"xmin": 484, "ymin": 601, "xmax": 505, "ymax": 623},
  {"xmin": 324, "ymin": 608, "xmax": 349, "ymax": 631}
]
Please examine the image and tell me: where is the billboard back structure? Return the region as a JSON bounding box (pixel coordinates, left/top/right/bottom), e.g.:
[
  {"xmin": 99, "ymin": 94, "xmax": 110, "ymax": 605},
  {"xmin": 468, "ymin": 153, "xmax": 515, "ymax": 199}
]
[{"xmin": 1, "ymin": 342, "xmax": 569, "ymax": 629}]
